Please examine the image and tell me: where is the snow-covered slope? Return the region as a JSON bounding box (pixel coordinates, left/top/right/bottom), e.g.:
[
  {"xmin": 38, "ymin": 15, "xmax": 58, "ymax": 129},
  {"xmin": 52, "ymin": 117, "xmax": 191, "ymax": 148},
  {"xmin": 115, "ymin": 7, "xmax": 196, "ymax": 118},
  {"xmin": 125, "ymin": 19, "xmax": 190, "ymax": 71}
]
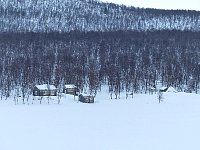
[
  {"xmin": 0, "ymin": 92, "xmax": 200, "ymax": 150},
  {"xmin": 1, "ymin": 0, "xmax": 200, "ymax": 32}
]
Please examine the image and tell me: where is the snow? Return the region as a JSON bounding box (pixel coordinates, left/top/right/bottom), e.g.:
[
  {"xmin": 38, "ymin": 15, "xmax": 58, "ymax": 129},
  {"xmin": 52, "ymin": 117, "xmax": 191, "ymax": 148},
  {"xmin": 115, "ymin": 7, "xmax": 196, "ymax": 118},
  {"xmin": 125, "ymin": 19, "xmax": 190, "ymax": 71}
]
[
  {"xmin": 160, "ymin": 86, "xmax": 168, "ymax": 90},
  {"xmin": 81, "ymin": 92, "xmax": 94, "ymax": 96},
  {"xmin": 35, "ymin": 84, "xmax": 57, "ymax": 90},
  {"xmin": 150, "ymin": 87, "xmax": 156, "ymax": 90},
  {"xmin": 166, "ymin": 86, "xmax": 177, "ymax": 92},
  {"xmin": 0, "ymin": 90, "xmax": 200, "ymax": 150},
  {"xmin": 64, "ymin": 84, "xmax": 77, "ymax": 88},
  {"xmin": 100, "ymin": 0, "xmax": 200, "ymax": 11}
]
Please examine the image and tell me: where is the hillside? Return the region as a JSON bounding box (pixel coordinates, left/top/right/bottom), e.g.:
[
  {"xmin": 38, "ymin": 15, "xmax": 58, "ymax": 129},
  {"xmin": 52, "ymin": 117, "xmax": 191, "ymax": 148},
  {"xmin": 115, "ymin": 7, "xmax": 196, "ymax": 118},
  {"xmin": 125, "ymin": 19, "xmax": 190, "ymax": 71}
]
[
  {"xmin": 0, "ymin": 1, "xmax": 200, "ymax": 96},
  {"xmin": 1, "ymin": 2, "xmax": 200, "ymax": 149},
  {"xmin": 1, "ymin": 0, "xmax": 200, "ymax": 32}
]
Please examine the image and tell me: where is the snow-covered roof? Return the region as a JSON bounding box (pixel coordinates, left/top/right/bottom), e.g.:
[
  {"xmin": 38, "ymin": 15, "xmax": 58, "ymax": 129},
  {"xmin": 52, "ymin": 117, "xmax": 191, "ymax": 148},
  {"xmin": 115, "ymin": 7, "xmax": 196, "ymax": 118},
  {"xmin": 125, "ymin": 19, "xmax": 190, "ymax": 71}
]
[
  {"xmin": 150, "ymin": 87, "xmax": 156, "ymax": 90},
  {"xmin": 160, "ymin": 87, "xmax": 168, "ymax": 90},
  {"xmin": 64, "ymin": 84, "xmax": 77, "ymax": 88},
  {"xmin": 166, "ymin": 87, "xmax": 177, "ymax": 93},
  {"xmin": 80, "ymin": 92, "xmax": 95, "ymax": 97},
  {"xmin": 35, "ymin": 84, "xmax": 57, "ymax": 90}
]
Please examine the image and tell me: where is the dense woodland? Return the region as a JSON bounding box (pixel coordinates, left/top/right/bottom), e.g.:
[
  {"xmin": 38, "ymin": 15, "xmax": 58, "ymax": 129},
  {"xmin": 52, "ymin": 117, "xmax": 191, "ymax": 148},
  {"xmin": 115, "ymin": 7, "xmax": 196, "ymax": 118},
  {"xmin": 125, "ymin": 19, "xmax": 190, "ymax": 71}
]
[
  {"xmin": 0, "ymin": 31, "xmax": 200, "ymax": 99},
  {"xmin": 0, "ymin": 0, "xmax": 200, "ymax": 32},
  {"xmin": 0, "ymin": 0, "xmax": 200, "ymax": 99}
]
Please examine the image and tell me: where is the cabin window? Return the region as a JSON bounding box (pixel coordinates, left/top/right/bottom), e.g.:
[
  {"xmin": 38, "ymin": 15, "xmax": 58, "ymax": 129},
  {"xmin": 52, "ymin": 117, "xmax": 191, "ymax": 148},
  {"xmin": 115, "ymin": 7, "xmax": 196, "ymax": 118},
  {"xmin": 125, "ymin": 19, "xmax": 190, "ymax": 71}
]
[{"xmin": 34, "ymin": 91, "xmax": 38, "ymax": 95}]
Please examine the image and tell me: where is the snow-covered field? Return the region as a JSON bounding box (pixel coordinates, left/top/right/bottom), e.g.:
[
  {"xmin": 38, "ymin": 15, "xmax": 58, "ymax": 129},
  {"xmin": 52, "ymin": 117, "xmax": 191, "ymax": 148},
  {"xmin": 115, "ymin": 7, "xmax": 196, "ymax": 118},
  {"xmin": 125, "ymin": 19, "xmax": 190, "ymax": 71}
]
[{"xmin": 0, "ymin": 90, "xmax": 200, "ymax": 150}]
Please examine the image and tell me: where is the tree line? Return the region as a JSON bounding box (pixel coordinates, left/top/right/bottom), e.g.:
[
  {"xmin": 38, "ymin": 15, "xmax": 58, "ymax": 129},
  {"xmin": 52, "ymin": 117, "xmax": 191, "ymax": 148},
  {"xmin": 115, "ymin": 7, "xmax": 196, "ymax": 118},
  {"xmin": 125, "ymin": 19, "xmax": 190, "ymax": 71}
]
[{"xmin": 0, "ymin": 30, "xmax": 200, "ymax": 99}]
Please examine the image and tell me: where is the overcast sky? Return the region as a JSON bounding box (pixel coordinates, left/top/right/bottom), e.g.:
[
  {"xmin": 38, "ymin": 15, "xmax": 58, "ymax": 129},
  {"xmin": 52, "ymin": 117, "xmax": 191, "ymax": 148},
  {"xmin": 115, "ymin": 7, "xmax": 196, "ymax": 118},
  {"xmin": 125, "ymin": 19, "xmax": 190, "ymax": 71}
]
[{"xmin": 100, "ymin": 0, "xmax": 200, "ymax": 11}]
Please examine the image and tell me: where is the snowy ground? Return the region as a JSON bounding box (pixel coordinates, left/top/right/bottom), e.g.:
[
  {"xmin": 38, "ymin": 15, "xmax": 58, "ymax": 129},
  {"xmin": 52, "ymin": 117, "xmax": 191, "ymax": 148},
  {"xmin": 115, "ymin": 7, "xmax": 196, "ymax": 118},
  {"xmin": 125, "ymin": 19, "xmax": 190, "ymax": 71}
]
[{"xmin": 0, "ymin": 90, "xmax": 200, "ymax": 150}]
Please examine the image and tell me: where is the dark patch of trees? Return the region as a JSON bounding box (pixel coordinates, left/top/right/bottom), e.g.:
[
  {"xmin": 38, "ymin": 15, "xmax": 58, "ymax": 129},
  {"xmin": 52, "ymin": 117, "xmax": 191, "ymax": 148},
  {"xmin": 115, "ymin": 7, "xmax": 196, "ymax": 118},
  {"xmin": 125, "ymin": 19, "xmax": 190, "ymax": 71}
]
[{"xmin": 0, "ymin": 30, "xmax": 200, "ymax": 98}]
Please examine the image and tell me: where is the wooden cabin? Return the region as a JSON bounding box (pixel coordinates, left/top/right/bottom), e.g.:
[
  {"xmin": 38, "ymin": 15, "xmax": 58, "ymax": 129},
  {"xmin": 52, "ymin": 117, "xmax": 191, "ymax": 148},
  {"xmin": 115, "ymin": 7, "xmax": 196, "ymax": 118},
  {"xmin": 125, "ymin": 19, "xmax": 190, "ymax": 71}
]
[
  {"xmin": 78, "ymin": 94, "xmax": 94, "ymax": 103},
  {"xmin": 33, "ymin": 84, "xmax": 57, "ymax": 96},
  {"xmin": 63, "ymin": 84, "xmax": 79, "ymax": 96}
]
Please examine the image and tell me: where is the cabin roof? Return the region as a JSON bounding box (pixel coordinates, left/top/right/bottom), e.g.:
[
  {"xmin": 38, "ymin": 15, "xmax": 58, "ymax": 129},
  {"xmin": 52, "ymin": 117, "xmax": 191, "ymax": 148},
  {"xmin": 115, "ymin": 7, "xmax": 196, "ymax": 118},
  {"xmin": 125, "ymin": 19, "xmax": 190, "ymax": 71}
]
[
  {"xmin": 80, "ymin": 93, "xmax": 95, "ymax": 97},
  {"xmin": 64, "ymin": 84, "xmax": 77, "ymax": 88},
  {"xmin": 35, "ymin": 84, "xmax": 57, "ymax": 90},
  {"xmin": 160, "ymin": 87, "xmax": 168, "ymax": 90},
  {"xmin": 166, "ymin": 86, "xmax": 177, "ymax": 93}
]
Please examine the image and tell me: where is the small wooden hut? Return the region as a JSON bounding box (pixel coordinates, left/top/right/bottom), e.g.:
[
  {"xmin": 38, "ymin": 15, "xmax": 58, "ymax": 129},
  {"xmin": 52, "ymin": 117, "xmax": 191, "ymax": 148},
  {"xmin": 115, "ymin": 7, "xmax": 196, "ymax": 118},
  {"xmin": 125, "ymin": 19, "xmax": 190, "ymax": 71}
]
[
  {"xmin": 33, "ymin": 84, "xmax": 57, "ymax": 96},
  {"xmin": 78, "ymin": 94, "xmax": 94, "ymax": 103},
  {"xmin": 63, "ymin": 84, "xmax": 79, "ymax": 96}
]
